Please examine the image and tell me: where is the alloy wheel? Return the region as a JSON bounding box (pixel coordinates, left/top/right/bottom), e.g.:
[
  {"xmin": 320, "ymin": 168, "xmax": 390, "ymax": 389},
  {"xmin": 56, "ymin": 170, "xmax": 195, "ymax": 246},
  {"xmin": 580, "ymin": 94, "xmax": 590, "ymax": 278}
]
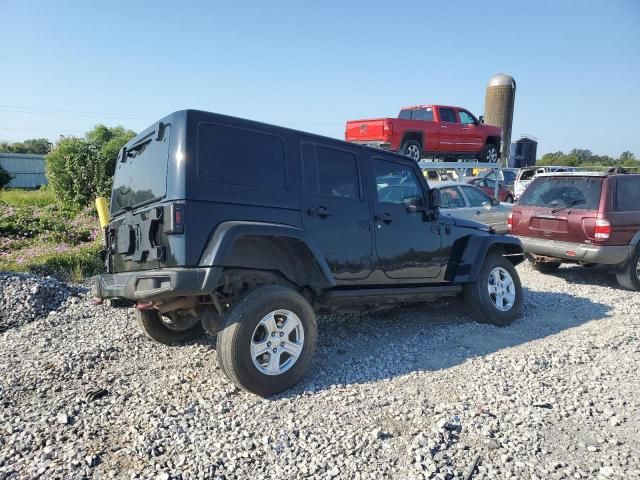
[
  {"xmin": 250, "ymin": 309, "xmax": 304, "ymax": 376},
  {"xmin": 487, "ymin": 267, "xmax": 516, "ymax": 312}
]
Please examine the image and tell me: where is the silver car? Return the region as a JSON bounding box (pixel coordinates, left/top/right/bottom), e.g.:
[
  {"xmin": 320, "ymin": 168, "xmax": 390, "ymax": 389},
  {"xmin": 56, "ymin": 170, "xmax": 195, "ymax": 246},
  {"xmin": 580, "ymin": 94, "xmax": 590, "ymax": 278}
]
[{"xmin": 432, "ymin": 181, "xmax": 513, "ymax": 234}]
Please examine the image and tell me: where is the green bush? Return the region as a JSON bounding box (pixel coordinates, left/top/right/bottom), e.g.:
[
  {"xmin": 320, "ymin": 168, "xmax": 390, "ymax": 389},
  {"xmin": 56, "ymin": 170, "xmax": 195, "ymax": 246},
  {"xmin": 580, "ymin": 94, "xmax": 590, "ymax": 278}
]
[
  {"xmin": 0, "ymin": 165, "xmax": 12, "ymax": 189},
  {"xmin": 46, "ymin": 125, "xmax": 135, "ymax": 210}
]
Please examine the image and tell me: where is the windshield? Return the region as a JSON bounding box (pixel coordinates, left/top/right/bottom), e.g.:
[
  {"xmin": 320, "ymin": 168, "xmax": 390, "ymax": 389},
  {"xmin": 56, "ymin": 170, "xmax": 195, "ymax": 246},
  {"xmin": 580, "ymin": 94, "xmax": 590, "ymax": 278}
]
[
  {"xmin": 518, "ymin": 176, "xmax": 603, "ymax": 211},
  {"xmin": 110, "ymin": 125, "xmax": 171, "ymax": 215}
]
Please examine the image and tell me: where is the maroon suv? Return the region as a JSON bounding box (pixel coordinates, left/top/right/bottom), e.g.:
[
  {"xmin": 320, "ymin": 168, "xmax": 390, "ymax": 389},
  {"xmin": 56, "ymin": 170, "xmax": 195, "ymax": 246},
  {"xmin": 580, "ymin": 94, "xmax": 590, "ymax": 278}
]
[{"xmin": 509, "ymin": 172, "xmax": 640, "ymax": 290}]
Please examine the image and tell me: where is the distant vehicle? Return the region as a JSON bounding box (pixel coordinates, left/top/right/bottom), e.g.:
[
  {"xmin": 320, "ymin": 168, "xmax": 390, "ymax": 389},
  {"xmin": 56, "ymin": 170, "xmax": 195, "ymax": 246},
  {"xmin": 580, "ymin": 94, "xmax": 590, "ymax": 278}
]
[
  {"xmin": 92, "ymin": 109, "xmax": 524, "ymax": 396},
  {"xmin": 509, "ymin": 171, "xmax": 640, "ymax": 290},
  {"xmin": 345, "ymin": 105, "xmax": 502, "ymax": 162},
  {"xmin": 467, "ymin": 176, "xmax": 515, "ymax": 203},
  {"xmin": 477, "ymin": 167, "xmax": 519, "ymax": 190},
  {"xmin": 514, "ymin": 166, "xmax": 577, "ymax": 200},
  {"xmin": 434, "ymin": 181, "xmax": 513, "ymax": 234}
]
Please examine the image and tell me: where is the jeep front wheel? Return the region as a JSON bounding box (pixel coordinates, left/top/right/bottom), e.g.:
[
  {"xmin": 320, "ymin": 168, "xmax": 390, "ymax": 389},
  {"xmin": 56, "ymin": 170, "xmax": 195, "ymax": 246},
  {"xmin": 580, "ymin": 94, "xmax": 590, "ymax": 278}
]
[
  {"xmin": 216, "ymin": 285, "xmax": 317, "ymax": 396},
  {"xmin": 464, "ymin": 253, "xmax": 522, "ymax": 326}
]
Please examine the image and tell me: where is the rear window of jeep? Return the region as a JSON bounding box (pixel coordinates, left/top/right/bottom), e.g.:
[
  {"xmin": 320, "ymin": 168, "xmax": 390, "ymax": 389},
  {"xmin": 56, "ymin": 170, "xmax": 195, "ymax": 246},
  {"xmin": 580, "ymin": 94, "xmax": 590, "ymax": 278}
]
[{"xmin": 197, "ymin": 123, "xmax": 286, "ymax": 191}]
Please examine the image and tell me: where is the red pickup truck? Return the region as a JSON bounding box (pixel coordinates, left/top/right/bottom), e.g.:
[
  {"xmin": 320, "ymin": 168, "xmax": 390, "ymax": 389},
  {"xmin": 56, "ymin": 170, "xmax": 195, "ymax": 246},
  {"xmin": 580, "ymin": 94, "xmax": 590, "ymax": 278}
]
[{"xmin": 345, "ymin": 105, "xmax": 502, "ymax": 162}]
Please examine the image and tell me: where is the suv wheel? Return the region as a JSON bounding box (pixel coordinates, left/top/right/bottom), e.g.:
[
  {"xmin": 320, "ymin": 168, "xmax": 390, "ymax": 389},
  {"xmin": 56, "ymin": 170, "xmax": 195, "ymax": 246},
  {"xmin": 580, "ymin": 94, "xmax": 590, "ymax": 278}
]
[
  {"xmin": 136, "ymin": 309, "xmax": 205, "ymax": 345},
  {"xmin": 616, "ymin": 247, "xmax": 640, "ymax": 291},
  {"xmin": 464, "ymin": 253, "xmax": 523, "ymax": 326},
  {"xmin": 216, "ymin": 285, "xmax": 317, "ymax": 396},
  {"xmin": 481, "ymin": 143, "xmax": 499, "ymax": 162},
  {"xmin": 401, "ymin": 140, "xmax": 422, "ymax": 161}
]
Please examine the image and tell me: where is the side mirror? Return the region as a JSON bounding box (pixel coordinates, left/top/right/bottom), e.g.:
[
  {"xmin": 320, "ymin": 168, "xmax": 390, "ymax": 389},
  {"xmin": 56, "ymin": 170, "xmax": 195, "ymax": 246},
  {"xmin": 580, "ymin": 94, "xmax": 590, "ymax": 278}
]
[{"xmin": 478, "ymin": 115, "xmax": 485, "ymax": 124}]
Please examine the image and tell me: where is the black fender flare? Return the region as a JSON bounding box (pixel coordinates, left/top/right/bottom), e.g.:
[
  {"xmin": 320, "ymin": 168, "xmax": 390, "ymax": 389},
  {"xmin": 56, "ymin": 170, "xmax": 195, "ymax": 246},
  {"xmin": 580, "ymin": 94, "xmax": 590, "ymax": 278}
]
[
  {"xmin": 198, "ymin": 221, "xmax": 335, "ymax": 288},
  {"xmin": 446, "ymin": 234, "xmax": 524, "ymax": 283}
]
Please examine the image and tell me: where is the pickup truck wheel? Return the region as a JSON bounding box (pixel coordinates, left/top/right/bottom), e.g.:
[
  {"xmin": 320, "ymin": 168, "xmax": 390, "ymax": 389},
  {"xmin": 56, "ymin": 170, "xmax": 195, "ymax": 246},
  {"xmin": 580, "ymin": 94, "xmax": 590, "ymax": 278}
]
[
  {"xmin": 216, "ymin": 285, "xmax": 317, "ymax": 397},
  {"xmin": 481, "ymin": 144, "xmax": 499, "ymax": 163},
  {"xmin": 401, "ymin": 140, "xmax": 422, "ymax": 161},
  {"xmin": 136, "ymin": 309, "xmax": 205, "ymax": 345},
  {"xmin": 464, "ymin": 254, "xmax": 522, "ymax": 326},
  {"xmin": 616, "ymin": 247, "xmax": 640, "ymax": 291}
]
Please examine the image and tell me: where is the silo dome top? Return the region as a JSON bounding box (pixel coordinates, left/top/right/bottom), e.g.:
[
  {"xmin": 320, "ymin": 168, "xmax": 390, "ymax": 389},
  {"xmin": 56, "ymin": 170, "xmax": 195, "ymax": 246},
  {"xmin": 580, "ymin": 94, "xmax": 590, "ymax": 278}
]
[{"xmin": 487, "ymin": 73, "xmax": 516, "ymax": 89}]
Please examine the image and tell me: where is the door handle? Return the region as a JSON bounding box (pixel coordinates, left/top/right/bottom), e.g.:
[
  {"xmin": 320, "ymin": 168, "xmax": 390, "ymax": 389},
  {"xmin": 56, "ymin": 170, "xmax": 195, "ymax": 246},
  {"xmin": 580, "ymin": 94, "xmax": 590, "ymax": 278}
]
[
  {"xmin": 375, "ymin": 212, "xmax": 395, "ymax": 224},
  {"xmin": 440, "ymin": 125, "xmax": 447, "ymax": 129},
  {"xmin": 461, "ymin": 127, "xmax": 470, "ymax": 130},
  {"xmin": 308, "ymin": 206, "xmax": 331, "ymax": 218},
  {"xmin": 475, "ymin": 210, "xmax": 482, "ymax": 215}
]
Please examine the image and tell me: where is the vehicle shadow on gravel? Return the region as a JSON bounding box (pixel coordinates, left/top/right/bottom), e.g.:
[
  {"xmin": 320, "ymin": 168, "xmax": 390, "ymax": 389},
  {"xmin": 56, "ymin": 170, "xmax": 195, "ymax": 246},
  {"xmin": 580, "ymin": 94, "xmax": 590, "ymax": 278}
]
[
  {"xmin": 539, "ymin": 264, "xmax": 622, "ymax": 289},
  {"xmin": 280, "ymin": 288, "xmax": 611, "ymax": 397}
]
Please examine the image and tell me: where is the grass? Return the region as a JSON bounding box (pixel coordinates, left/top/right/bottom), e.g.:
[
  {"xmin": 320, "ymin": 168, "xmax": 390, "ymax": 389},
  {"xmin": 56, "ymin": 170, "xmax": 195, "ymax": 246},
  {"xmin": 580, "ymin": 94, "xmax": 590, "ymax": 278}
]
[{"xmin": 0, "ymin": 188, "xmax": 104, "ymax": 282}]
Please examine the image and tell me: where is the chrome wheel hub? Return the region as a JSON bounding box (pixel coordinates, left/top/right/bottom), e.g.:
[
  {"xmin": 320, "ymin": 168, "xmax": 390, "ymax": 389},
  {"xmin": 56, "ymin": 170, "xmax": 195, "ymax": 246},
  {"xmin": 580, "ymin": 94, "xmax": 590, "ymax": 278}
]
[
  {"xmin": 636, "ymin": 258, "xmax": 640, "ymax": 281},
  {"xmin": 251, "ymin": 309, "xmax": 304, "ymax": 376},
  {"xmin": 487, "ymin": 147, "xmax": 498, "ymax": 162},
  {"xmin": 487, "ymin": 267, "xmax": 516, "ymax": 312},
  {"xmin": 406, "ymin": 145, "xmax": 420, "ymax": 161}
]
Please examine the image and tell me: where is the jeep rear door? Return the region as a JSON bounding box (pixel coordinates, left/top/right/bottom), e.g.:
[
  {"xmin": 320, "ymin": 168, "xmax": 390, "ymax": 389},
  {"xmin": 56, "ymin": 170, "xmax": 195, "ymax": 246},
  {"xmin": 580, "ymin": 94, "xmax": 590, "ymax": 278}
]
[
  {"xmin": 300, "ymin": 142, "xmax": 373, "ymax": 282},
  {"xmin": 370, "ymin": 156, "xmax": 441, "ymax": 279}
]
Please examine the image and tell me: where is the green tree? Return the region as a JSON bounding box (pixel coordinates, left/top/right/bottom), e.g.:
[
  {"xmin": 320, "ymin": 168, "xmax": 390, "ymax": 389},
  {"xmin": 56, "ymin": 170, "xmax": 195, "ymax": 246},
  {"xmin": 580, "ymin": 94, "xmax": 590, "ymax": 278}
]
[
  {"xmin": 46, "ymin": 125, "xmax": 135, "ymax": 210},
  {"xmin": 0, "ymin": 138, "xmax": 51, "ymax": 154},
  {"xmin": 0, "ymin": 165, "xmax": 12, "ymax": 189}
]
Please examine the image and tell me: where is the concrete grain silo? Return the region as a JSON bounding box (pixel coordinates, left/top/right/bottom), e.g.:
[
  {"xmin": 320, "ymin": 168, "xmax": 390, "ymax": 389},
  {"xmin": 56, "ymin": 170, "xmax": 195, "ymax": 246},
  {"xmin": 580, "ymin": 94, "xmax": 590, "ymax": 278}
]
[{"xmin": 484, "ymin": 74, "xmax": 516, "ymax": 165}]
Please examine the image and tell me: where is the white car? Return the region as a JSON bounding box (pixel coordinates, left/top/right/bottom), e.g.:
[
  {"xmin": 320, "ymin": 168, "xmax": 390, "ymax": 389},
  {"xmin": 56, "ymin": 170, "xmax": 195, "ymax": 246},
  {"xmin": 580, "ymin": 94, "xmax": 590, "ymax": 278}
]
[
  {"xmin": 514, "ymin": 166, "xmax": 577, "ymax": 200},
  {"xmin": 432, "ymin": 181, "xmax": 513, "ymax": 234}
]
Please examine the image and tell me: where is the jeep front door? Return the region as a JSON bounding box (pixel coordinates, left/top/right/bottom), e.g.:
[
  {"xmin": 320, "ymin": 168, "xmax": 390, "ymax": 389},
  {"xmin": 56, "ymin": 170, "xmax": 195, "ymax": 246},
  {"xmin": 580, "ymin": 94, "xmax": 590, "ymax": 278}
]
[
  {"xmin": 371, "ymin": 157, "xmax": 441, "ymax": 279},
  {"xmin": 300, "ymin": 142, "xmax": 372, "ymax": 282}
]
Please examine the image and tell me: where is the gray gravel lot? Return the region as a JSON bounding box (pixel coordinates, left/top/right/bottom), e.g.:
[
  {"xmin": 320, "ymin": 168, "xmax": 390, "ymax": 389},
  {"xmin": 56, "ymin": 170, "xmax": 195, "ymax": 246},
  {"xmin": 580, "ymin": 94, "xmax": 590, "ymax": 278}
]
[{"xmin": 0, "ymin": 264, "xmax": 639, "ymax": 480}]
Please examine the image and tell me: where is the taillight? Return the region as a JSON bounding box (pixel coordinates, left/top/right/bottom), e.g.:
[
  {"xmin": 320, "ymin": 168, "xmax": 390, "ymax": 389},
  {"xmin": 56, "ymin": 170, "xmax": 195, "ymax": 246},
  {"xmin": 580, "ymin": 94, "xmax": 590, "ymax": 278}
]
[
  {"xmin": 594, "ymin": 218, "xmax": 611, "ymax": 241},
  {"xmin": 164, "ymin": 203, "xmax": 185, "ymax": 235},
  {"xmin": 507, "ymin": 212, "xmax": 513, "ymax": 232},
  {"xmin": 383, "ymin": 120, "xmax": 393, "ymax": 136}
]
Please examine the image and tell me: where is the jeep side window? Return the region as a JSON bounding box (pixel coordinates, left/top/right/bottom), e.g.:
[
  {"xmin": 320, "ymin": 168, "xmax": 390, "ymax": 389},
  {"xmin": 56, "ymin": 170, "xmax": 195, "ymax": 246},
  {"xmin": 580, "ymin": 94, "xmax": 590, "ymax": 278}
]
[
  {"xmin": 373, "ymin": 159, "xmax": 422, "ymax": 206},
  {"xmin": 301, "ymin": 143, "xmax": 360, "ymax": 199},
  {"xmin": 439, "ymin": 108, "xmax": 457, "ymax": 123}
]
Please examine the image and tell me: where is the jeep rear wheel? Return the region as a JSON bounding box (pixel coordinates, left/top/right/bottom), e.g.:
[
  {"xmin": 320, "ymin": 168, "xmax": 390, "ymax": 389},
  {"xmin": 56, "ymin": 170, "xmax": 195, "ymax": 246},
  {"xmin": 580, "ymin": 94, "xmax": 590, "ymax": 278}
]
[
  {"xmin": 464, "ymin": 253, "xmax": 523, "ymax": 326},
  {"xmin": 216, "ymin": 285, "xmax": 317, "ymax": 397},
  {"xmin": 136, "ymin": 309, "xmax": 205, "ymax": 345},
  {"xmin": 481, "ymin": 143, "xmax": 499, "ymax": 163},
  {"xmin": 401, "ymin": 140, "xmax": 422, "ymax": 161},
  {"xmin": 616, "ymin": 247, "xmax": 640, "ymax": 291}
]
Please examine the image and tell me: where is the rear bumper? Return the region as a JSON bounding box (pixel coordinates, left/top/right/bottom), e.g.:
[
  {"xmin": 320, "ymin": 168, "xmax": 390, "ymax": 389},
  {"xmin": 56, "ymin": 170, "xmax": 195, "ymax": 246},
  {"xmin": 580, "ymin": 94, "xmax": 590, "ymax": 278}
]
[
  {"xmin": 350, "ymin": 141, "xmax": 392, "ymax": 150},
  {"xmin": 520, "ymin": 237, "xmax": 631, "ymax": 265},
  {"xmin": 92, "ymin": 267, "xmax": 223, "ymax": 301}
]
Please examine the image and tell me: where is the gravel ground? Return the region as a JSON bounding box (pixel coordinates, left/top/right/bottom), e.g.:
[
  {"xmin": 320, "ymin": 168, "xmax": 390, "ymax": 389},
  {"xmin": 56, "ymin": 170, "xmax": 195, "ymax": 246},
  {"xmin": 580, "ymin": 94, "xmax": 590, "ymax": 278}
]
[{"xmin": 0, "ymin": 263, "xmax": 639, "ymax": 480}]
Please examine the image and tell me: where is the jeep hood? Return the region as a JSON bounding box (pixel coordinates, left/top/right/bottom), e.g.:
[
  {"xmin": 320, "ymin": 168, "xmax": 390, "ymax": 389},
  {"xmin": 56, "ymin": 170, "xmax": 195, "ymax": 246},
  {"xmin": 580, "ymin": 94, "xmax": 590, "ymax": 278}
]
[{"xmin": 445, "ymin": 215, "xmax": 493, "ymax": 232}]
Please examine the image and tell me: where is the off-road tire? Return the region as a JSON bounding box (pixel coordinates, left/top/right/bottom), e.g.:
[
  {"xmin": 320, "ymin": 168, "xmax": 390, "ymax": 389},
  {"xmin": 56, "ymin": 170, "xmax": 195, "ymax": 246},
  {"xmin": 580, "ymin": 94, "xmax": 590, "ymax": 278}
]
[
  {"xmin": 616, "ymin": 247, "xmax": 640, "ymax": 291},
  {"xmin": 136, "ymin": 309, "xmax": 205, "ymax": 345},
  {"xmin": 401, "ymin": 140, "xmax": 422, "ymax": 161},
  {"xmin": 216, "ymin": 285, "xmax": 317, "ymax": 397},
  {"xmin": 464, "ymin": 253, "xmax": 523, "ymax": 326},
  {"xmin": 530, "ymin": 260, "xmax": 562, "ymax": 274},
  {"xmin": 480, "ymin": 143, "xmax": 499, "ymax": 162}
]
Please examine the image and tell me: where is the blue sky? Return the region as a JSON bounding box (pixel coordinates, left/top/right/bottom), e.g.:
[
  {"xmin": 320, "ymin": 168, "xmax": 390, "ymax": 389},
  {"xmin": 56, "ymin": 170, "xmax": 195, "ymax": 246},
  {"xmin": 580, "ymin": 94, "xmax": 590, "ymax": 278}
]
[{"xmin": 1, "ymin": 0, "xmax": 638, "ymax": 157}]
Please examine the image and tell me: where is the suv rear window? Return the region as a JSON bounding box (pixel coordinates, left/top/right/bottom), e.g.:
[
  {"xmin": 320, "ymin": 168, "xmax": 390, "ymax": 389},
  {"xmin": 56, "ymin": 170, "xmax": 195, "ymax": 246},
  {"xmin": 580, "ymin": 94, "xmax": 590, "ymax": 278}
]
[
  {"xmin": 615, "ymin": 176, "xmax": 640, "ymax": 212},
  {"xmin": 111, "ymin": 125, "xmax": 171, "ymax": 215},
  {"xmin": 519, "ymin": 176, "xmax": 603, "ymax": 211},
  {"xmin": 197, "ymin": 123, "xmax": 286, "ymax": 191}
]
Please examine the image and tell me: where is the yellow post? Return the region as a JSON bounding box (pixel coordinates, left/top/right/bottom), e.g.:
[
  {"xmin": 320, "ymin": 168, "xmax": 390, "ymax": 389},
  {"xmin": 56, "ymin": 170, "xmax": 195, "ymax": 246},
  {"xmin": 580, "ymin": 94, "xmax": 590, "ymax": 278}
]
[{"xmin": 95, "ymin": 197, "xmax": 110, "ymax": 228}]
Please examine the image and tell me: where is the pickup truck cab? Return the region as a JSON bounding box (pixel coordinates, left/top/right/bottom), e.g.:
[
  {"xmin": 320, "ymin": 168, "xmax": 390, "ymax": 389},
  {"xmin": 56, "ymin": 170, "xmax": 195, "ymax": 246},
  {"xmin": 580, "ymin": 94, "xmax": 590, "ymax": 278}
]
[{"xmin": 345, "ymin": 105, "xmax": 502, "ymax": 162}]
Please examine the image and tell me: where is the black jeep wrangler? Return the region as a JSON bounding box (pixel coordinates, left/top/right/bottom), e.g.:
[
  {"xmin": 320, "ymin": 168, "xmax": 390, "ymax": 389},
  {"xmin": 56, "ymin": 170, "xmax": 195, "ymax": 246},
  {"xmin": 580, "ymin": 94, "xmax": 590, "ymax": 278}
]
[{"xmin": 93, "ymin": 110, "xmax": 524, "ymax": 396}]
